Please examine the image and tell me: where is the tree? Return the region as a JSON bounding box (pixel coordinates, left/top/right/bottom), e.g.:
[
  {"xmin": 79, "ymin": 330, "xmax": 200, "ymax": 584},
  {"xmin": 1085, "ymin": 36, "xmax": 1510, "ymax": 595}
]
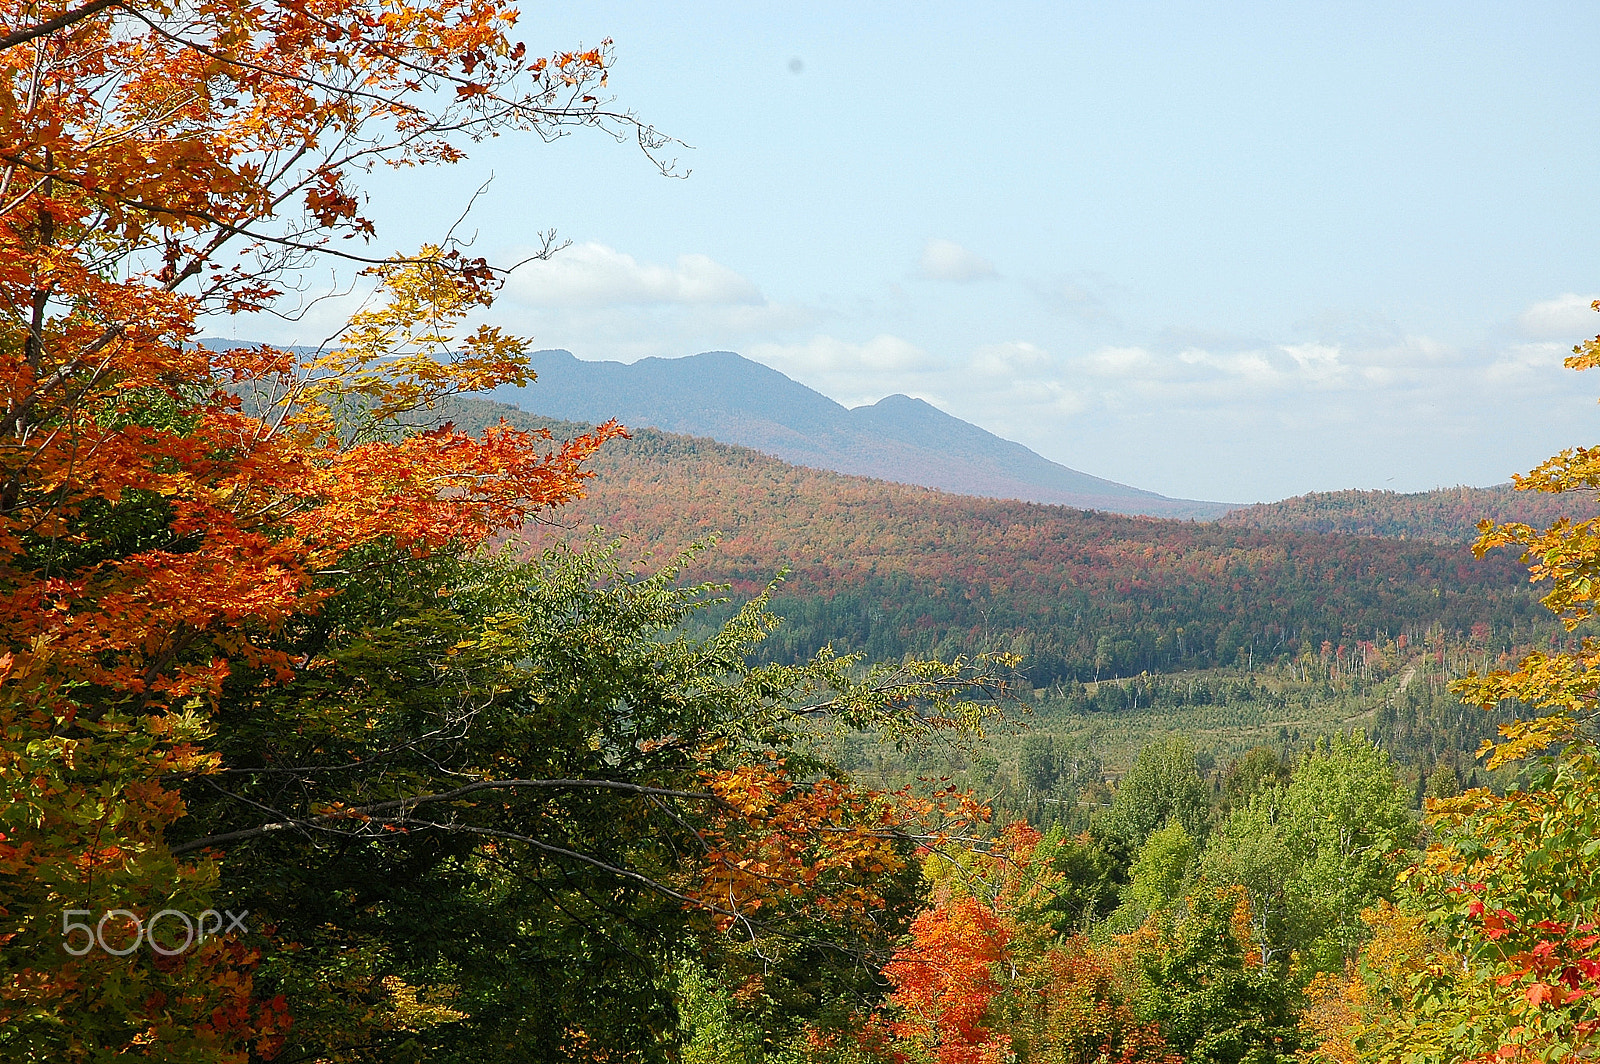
[
  {"xmin": 881, "ymin": 894, "xmax": 1012, "ymax": 1064},
  {"xmin": 0, "ymin": 0, "xmax": 659, "ymax": 728},
  {"xmin": 1200, "ymin": 734, "xmax": 1412, "ymax": 977},
  {"xmin": 1107, "ymin": 819, "xmax": 1196, "ymax": 933},
  {"xmin": 1306, "ymin": 736, "xmax": 1600, "ymax": 1062},
  {"xmin": 1019, "ymin": 734, "xmax": 1058, "ymax": 793},
  {"xmin": 1306, "ymin": 316, "xmax": 1600, "ymax": 1062},
  {"xmin": 1201, "ymin": 800, "xmax": 1295, "ymax": 968},
  {"xmin": 1279, "ymin": 732, "xmax": 1415, "ymax": 972},
  {"xmin": 1131, "ymin": 886, "xmax": 1302, "ymax": 1064},
  {"xmin": 1099, "ymin": 736, "xmax": 1210, "ymax": 848},
  {"xmin": 1042, "ymin": 831, "xmax": 1128, "ymax": 936},
  {"xmin": 1221, "ymin": 746, "xmax": 1290, "ymax": 814},
  {"xmin": 0, "ymin": 2, "xmax": 668, "ymax": 1056}
]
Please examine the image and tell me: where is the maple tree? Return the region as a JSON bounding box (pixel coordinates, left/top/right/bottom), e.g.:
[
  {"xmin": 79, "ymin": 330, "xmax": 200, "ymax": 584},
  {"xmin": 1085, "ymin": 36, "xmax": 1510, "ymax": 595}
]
[
  {"xmin": 882, "ymin": 894, "xmax": 1012, "ymax": 1064},
  {"xmin": 0, "ymin": 0, "xmax": 660, "ymax": 1056}
]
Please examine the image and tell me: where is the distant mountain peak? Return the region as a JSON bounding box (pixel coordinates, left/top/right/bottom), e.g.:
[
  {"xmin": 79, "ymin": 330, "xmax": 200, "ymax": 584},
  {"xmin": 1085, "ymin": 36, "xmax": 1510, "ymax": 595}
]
[
  {"xmin": 492, "ymin": 349, "xmax": 1231, "ymax": 519},
  {"xmin": 862, "ymin": 393, "xmax": 932, "ymax": 408}
]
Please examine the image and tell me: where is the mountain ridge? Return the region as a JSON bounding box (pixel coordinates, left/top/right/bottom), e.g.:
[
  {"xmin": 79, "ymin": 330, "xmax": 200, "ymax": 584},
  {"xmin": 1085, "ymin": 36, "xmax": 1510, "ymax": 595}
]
[
  {"xmin": 489, "ymin": 349, "xmax": 1232, "ymax": 519},
  {"xmin": 1219, "ymin": 484, "xmax": 1595, "ymax": 544},
  {"xmin": 197, "ymin": 339, "xmax": 1581, "ymax": 536}
]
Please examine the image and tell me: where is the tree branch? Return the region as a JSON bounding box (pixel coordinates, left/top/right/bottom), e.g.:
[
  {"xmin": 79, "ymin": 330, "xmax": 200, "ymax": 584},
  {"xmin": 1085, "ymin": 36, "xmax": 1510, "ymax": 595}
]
[
  {"xmin": 0, "ymin": 0, "xmax": 120, "ymax": 51},
  {"xmin": 169, "ymin": 777, "xmax": 723, "ymax": 855}
]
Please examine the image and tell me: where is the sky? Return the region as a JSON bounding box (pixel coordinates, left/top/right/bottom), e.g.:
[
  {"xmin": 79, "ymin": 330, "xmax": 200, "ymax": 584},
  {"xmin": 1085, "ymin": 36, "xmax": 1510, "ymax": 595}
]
[{"xmin": 240, "ymin": 2, "xmax": 1600, "ymax": 504}]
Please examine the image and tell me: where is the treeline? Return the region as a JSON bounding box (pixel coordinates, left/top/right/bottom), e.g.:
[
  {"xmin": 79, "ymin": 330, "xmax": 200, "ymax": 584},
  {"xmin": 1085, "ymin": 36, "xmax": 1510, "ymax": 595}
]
[
  {"xmin": 444, "ymin": 400, "xmax": 1553, "ymax": 687},
  {"xmin": 1217, "ymin": 482, "xmax": 1592, "ymax": 543},
  {"xmin": 736, "ymin": 571, "xmax": 1540, "ymax": 688}
]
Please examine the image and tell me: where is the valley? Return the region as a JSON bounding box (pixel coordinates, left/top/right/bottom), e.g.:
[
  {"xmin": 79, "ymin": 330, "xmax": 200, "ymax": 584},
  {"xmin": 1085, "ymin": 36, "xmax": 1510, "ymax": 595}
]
[
  {"xmin": 438, "ymin": 393, "xmax": 1571, "ymax": 794},
  {"xmin": 441, "ymin": 395, "xmax": 1560, "ymax": 681}
]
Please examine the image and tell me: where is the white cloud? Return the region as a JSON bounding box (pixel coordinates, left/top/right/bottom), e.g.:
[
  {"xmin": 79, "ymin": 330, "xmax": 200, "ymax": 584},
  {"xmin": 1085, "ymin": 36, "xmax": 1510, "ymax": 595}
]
[
  {"xmin": 1281, "ymin": 342, "xmax": 1344, "ymax": 380},
  {"xmin": 1084, "ymin": 345, "xmax": 1160, "ymax": 379},
  {"xmin": 1519, "ymin": 293, "xmax": 1600, "ymax": 339},
  {"xmin": 742, "ymin": 335, "xmax": 943, "ymax": 408},
  {"xmin": 480, "ymin": 297, "xmax": 819, "ymax": 367},
  {"xmin": 464, "ymin": 241, "xmax": 821, "ymax": 364},
  {"xmin": 1177, "ymin": 348, "xmax": 1278, "ymax": 384},
  {"xmin": 1484, "ymin": 341, "xmax": 1571, "ymax": 386},
  {"xmin": 991, "ymin": 376, "xmax": 1087, "ymax": 415},
  {"xmin": 917, "ymin": 238, "xmax": 997, "ymax": 282},
  {"xmin": 972, "ymin": 341, "xmax": 1053, "ymax": 376},
  {"xmin": 1055, "ymin": 335, "xmax": 1470, "ymax": 407},
  {"xmin": 504, "ymin": 243, "xmax": 763, "ymax": 307}
]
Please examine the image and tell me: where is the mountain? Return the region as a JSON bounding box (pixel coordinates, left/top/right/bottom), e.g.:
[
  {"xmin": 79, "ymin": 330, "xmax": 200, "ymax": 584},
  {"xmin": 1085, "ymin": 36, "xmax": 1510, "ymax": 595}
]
[
  {"xmin": 437, "ymin": 397, "xmax": 1544, "ymax": 686},
  {"xmin": 1218, "ymin": 484, "xmax": 1594, "ymax": 544},
  {"xmin": 488, "ymin": 349, "xmax": 1231, "ymax": 519}
]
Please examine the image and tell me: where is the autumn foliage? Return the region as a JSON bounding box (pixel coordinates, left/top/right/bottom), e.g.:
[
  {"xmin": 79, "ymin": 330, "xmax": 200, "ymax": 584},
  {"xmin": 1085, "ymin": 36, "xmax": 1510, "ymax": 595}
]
[
  {"xmin": 697, "ymin": 762, "xmax": 988, "ymax": 937},
  {"xmin": 0, "ymin": 0, "xmax": 659, "ymax": 1057},
  {"xmin": 805, "ymin": 825, "xmax": 1182, "ymax": 1064},
  {"xmin": 883, "ymin": 895, "xmax": 1012, "ymax": 1064}
]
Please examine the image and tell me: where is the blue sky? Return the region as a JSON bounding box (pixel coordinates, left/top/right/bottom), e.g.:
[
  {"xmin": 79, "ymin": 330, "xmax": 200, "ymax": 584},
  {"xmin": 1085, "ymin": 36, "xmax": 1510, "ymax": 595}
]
[{"xmin": 248, "ymin": 2, "xmax": 1600, "ymax": 503}]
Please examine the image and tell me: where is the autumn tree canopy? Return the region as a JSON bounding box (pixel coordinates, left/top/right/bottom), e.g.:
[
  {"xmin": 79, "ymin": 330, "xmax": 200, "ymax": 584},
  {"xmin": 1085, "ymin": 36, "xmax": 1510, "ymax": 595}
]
[
  {"xmin": 0, "ymin": 0, "xmax": 654, "ymax": 707},
  {"xmin": 0, "ymin": 3, "xmax": 1024, "ymax": 1060},
  {"xmin": 0, "ymin": 0, "xmax": 643, "ymax": 1052}
]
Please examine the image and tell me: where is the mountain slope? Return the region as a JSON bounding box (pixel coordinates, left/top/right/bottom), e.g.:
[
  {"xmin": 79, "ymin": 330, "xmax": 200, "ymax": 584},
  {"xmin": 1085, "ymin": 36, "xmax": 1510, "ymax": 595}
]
[
  {"xmin": 438, "ymin": 397, "xmax": 1544, "ymax": 686},
  {"xmin": 489, "ymin": 349, "xmax": 1230, "ymax": 518}
]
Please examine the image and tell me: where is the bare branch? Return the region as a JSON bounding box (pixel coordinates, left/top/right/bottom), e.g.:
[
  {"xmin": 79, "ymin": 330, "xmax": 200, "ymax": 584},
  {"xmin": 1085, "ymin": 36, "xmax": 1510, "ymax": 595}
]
[
  {"xmin": 169, "ymin": 777, "xmax": 723, "ymax": 855},
  {"xmin": 0, "ymin": 0, "xmax": 120, "ymax": 51}
]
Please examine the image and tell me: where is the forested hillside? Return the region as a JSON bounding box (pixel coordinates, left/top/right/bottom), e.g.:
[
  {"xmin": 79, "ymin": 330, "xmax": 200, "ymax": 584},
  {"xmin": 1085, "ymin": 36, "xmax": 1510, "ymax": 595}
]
[
  {"xmin": 441, "ymin": 398, "xmax": 1548, "ymax": 687},
  {"xmin": 1219, "ymin": 483, "xmax": 1593, "ymax": 543}
]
